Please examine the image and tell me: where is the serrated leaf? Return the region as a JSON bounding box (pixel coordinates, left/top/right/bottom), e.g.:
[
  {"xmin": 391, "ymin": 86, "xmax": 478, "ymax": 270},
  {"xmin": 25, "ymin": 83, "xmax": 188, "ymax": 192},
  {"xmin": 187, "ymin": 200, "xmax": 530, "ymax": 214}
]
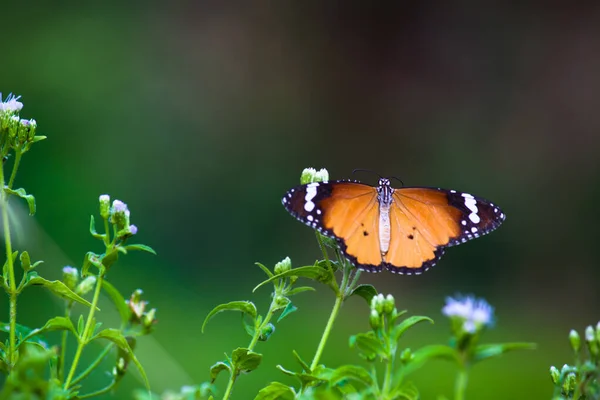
[
  {"xmin": 391, "ymin": 316, "xmax": 434, "ymax": 343},
  {"xmin": 210, "ymin": 361, "xmax": 231, "ymax": 382},
  {"xmin": 255, "ymin": 382, "xmax": 296, "ymax": 400},
  {"xmin": 5, "ymin": 187, "xmax": 35, "ymax": 215},
  {"xmin": 202, "ymin": 301, "xmax": 257, "ymax": 333},
  {"xmin": 26, "ymin": 276, "xmax": 94, "ymax": 309},
  {"xmin": 253, "ymin": 266, "xmax": 334, "ymax": 293},
  {"xmin": 232, "ymin": 347, "xmax": 262, "ymax": 372},
  {"xmin": 122, "ymin": 244, "xmax": 157, "ymax": 255},
  {"xmin": 473, "ymin": 342, "xmax": 536, "ymax": 363},
  {"xmin": 255, "ymin": 262, "xmax": 274, "ymax": 279},
  {"xmin": 349, "ymin": 284, "xmax": 377, "ymax": 305},
  {"xmin": 93, "ymin": 328, "xmax": 150, "ymax": 390},
  {"xmin": 285, "ymin": 286, "xmax": 316, "ymax": 297},
  {"xmin": 89, "ymin": 215, "xmax": 104, "ymax": 240},
  {"xmin": 0, "ymin": 322, "xmax": 49, "ymax": 350},
  {"xmin": 349, "ymin": 332, "xmax": 385, "ymax": 361},
  {"xmin": 330, "ymin": 365, "xmax": 373, "ymax": 387},
  {"xmin": 102, "ymin": 280, "xmax": 130, "ymax": 326},
  {"xmin": 277, "ymin": 302, "xmax": 297, "ymax": 323},
  {"xmin": 19, "ymin": 317, "xmax": 77, "ymax": 348}
]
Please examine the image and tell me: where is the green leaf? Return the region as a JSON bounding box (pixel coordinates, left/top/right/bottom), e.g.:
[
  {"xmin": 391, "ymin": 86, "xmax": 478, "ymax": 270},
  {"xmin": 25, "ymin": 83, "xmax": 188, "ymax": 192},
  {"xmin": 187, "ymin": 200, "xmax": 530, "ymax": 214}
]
[
  {"xmin": 0, "ymin": 322, "xmax": 49, "ymax": 351},
  {"xmin": 102, "ymin": 280, "xmax": 130, "ymax": 326},
  {"xmin": 32, "ymin": 135, "xmax": 47, "ymax": 143},
  {"xmin": 82, "ymin": 251, "xmax": 103, "ymax": 277},
  {"xmin": 255, "ymin": 262, "xmax": 274, "ymax": 279},
  {"xmin": 5, "ymin": 187, "xmax": 35, "ymax": 215},
  {"xmin": 209, "ymin": 361, "xmax": 231, "ymax": 382},
  {"xmin": 93, "ymin": 328, "xmax": 150, "ymax": 390},
  {"xmin": 19, "ymin": 251, "xmax": 31, "ymax": 271},
  {"xmin": 391, "ymin": 316, "xmax": 434, "ymax": 343},
  {"xmin": 329, "ymin": 365, "xmax": 373, "ymax": 387},
  {"xmin": 349, "ymin": 332, "xmax": 385, "ymax": 361},
  {"xmin": 26, "ymin": 276, "xmax": 94, "ymax": 309},
  {"xmin": 390, "ymin": 381, "xmax": 419, "ymax": 400},
  {"xmin": 277, "ymin": 302, "xmax": 297, "ymax": 323},
  {"xmin": 242, "ymin": 314, "xmax": 256, "ymax": 338},
  {"xmin": 19, "ymin": 317, "xmax": 77, "ymax": 348},
  {"xmin": 292, "ymin": 350, "xmax": 310, "ymax": 373},
  {"xmin": 202, "ymin": 301, "xmax": 257, "ymax": 333},
  {"xmin": 255, "ymin": 382, "xmax": 296, "ymax": 400},
  {"xmin": 77, "ymin": 315, "xmax": 85, "ymax": 336},
  {"xmin": 349, "ymin": 284, "xmax": 378, "ymax": 305},
  {"xmin": 407, "ymin": 345, "xmax": 460, "ymax": 373},
  {"xmin": 89, "ymin": 215, "xmax": 104, "ymax": 240},
  {"xmin": 253, "ymin": 266, "xmax": 334, "ymax": 293},
  {"xmin": 232, "ymin": 347, "xmax": 263, "ymax": 373},
  {"xmin": 122, "ymin": 244, "xmax": 157, "ymax": 255},
  {"xmin": 285, "ymin": 286, "xmax": 316, "ymax": 297},
  {"xmin": 276, "ymin": 364, "xmax": 326, "ymax": 388},
  {"xmin": 473, "ymin": 342, "xmax": 537, "ymax": 363}
]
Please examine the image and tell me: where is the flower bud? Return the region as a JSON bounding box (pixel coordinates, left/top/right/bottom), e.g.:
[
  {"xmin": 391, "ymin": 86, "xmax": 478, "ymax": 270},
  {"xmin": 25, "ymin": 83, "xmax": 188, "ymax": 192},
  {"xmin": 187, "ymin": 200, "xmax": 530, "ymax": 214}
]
[
  {"xmin": 563, "ymin": 372, "xmax": 577, "ymax": 394},
  {"xmin": 99, "ymin": 194, "xmax": 111, "ymax": 219},
  {"xmin": 62, "ymin": 266, "xmax": 79, "ymax": 290},
  {"xmin": 585, "ymin": 325, "xmax": 595, "ymax": 342},
  {"xmin": 383, "ymin": 294, "xmax": 395, "ymax": 315},
  {"xmin": 143, "ymin": 308, "xmax": 157, "ymax": 330},
  {"xmin": 300, "ymin": 167, "xmax": 329, "ymax": 184},
  {"xmin": 259, "ymin": 323, "xmax": 276, "ymax": 341},
  {"xmin": 569, "ymin": 329, "xmax": 581, "ymax": 353},
  {"xmin": 274, "ymin": 257, "xmax": 292, "ymax": 275},
  {"xmin": 110, "ymin": 199, "xmax": 130, "ymax": 230},
  {"xmin": 549, "ymin": 366, "xmax": 560, "ymax": 384},
  {"xmin": 76, "ymin": 276, "xmax": 97, "ymax": 296},
  {"xmin": 400, "ymin": 348, "xmax": 412, "ymax": 363},
  {"xmin": 369, "ymin": 309, "xmax": 381, "ymax": 330}
]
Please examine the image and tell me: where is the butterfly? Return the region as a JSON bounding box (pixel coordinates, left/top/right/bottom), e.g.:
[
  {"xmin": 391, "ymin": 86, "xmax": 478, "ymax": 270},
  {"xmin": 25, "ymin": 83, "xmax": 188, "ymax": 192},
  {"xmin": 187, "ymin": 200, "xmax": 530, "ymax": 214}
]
[{"xmin": 282, "ymin": 176, "xmax": 505, "ymax": 275}]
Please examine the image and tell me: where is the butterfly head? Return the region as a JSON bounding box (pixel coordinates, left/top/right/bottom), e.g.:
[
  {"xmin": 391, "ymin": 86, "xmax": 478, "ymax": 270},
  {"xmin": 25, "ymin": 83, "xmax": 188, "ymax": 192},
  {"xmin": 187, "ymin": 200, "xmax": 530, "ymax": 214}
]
[{"xmin": 376, "ymin": 178, "xmax": 393, "ymax": 205}]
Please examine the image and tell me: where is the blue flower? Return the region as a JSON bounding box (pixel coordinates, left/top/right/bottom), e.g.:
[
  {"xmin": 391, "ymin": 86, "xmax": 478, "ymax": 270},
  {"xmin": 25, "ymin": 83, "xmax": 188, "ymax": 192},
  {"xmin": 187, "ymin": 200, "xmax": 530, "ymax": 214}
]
[{"xmin": 443, "ymin": 294, "xmax": 494, "ymax": 334}]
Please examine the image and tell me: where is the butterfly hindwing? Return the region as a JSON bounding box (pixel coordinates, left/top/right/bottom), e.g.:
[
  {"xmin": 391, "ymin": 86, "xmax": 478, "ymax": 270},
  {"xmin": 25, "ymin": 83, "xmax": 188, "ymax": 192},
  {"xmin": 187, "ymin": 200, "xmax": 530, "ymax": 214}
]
[{"xmin": 384, "ymin": 187, "xmax": 505, "ymax": 274}]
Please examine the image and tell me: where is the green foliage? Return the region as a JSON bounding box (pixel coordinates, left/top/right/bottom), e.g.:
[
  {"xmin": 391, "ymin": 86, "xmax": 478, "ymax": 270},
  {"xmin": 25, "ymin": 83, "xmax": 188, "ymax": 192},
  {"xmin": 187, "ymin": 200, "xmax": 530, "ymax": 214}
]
[
  {"xmin": 550, "ymin": 325, "xmax": 600, "ymax": 399},
  {"xmin": 0, "ymin": 94, "xmax": 156, "ymax": 398}
]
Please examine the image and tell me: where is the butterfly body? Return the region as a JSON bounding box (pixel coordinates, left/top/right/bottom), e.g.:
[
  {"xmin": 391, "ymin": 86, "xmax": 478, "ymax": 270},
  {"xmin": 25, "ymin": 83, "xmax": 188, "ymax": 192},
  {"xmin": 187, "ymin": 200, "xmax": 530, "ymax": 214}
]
[{"xmin": 282, "ymin": 178, "xmax": 505, "ymax": 275}]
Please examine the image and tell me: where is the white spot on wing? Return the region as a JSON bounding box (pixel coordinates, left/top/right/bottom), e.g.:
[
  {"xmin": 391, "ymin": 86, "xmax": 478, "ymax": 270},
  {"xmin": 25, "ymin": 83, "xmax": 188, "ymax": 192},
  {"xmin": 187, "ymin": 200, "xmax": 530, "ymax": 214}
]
[
  {"xmin": 304, "ymin": 183, "xmax": 319, "ymax": 212},
  {"xmin": 307, "ymin": 215, "xmax": 314, "ymax": 222}
]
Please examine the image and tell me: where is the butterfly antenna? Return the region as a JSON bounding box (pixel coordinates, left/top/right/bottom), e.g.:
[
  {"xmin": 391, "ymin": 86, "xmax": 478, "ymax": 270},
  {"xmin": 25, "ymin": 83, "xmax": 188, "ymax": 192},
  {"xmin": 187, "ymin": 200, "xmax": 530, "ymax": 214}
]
[
  {"xmin": 389, "ymin": 176, "xmax": 405, "ymax": 187},
  {"xmin": 352, "ymin": 169, "xmax": 383, "ymax": 179}
]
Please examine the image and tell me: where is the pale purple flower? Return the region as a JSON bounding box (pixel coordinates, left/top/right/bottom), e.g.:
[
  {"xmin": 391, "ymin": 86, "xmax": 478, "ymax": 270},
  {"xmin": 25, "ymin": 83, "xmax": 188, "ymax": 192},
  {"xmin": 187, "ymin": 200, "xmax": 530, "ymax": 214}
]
[
  {"xmin": 129, "ymin": 225, "xmax": 138, "ymax": 235},
  {"xmin": 62, "ymin": 266, "xmax": 78, "ymax": 275},
  {"xmin": 443, "ymin": 294, "xmax": 494, "ymax": 333},
  {"xmin": 99, "ymin": 194, "xmax": 110, "ymax": 203},
  {"xmin": 112, "ymin": 199, "xmax": 128, "ymax": 213},
  {"xmin": 0, "ymin": 93, "xmax": 23, "ymax": 113}
]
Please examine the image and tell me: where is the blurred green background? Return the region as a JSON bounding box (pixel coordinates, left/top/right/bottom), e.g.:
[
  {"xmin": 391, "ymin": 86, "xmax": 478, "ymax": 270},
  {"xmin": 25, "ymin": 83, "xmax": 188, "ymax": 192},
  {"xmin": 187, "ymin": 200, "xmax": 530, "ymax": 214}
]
[{"xmin": 2, "ymin": 2, "xmax": 600, "ymax": 398}]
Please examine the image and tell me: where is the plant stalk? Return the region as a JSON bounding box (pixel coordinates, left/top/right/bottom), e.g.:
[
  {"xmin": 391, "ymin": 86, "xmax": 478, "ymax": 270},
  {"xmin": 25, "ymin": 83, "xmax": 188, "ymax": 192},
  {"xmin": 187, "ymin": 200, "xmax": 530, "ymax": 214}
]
[
  {"xmin": 454, "ymin": 367, "xmax": 469, "ymax": 400},
  {"xmin": 64, "ymin": 272, "xmax": 105, "ymax": 388},
  {"xmin": 0, "ymin": 157, "xmax": 17, "ymax": 367}
]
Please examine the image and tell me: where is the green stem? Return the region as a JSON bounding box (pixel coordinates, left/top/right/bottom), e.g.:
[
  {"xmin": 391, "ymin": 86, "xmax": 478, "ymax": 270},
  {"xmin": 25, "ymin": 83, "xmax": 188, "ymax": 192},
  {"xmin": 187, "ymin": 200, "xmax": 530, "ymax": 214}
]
[
  {"xmin": 64, "ymin": 272, "xmax": 105, "ymax": 389},
  {"xmin": 58, "ymin": 303, "xmax": 73, "ymax": 382},
  {"xmin": 0, "ymin": 157, "xmax": 17, "ymax": 368},
  {"xmin": 454, "ymin": 367, "xmax": 469, "ymax": 400},
  {"xmin": 7, "ymin": 149, "xmax": 21, "ymax": 189},
  {"xmin": 223, "ymin": 290, "xmax": 279, "ymax": 400},
  {"xmin": 78, "ymin": 380, "xmax": 116, "ymax": 399},
  {"xmin": 71, "ymin": 343, "xmax": 114, "ymax": 386},
  {"xmin": 310, "ymin": 294, "xmax": 343, "ymax": 372},
  {"xmin": 315, "ymin": 232, "xmax": 339, "ymax": 293},
  {"xmin": 103, "ymin": 218, "xmax": 111, "ymax": 247}
]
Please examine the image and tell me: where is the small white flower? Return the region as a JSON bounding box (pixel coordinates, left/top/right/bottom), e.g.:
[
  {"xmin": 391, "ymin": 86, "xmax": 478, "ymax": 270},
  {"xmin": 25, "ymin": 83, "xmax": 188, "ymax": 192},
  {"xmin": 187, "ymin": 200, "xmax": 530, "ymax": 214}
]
[
  {"xmin": 443, "ymin": 294, "xmax": 494, "ymax": 333},
  {"xmin": 62, "ymin": 266, "xmax": 78, "ymax": 275},
  {"xmin": 99, "ymin": 194, "xmax": 110, "ymax": 203},
  {"xmin": 129, "ymin": 224, "xmax": 138, "ymax": 235},
  {"xmin": 0, "ymin": 93, "xmax": 23, "ymax": 113},
  {"xmin": 585, "ymin": 325, "xmax": 595, "ymax": 342},
  {"xmin": 315, "ymin": 168, "xmax": 329, "ymax": 182}
]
